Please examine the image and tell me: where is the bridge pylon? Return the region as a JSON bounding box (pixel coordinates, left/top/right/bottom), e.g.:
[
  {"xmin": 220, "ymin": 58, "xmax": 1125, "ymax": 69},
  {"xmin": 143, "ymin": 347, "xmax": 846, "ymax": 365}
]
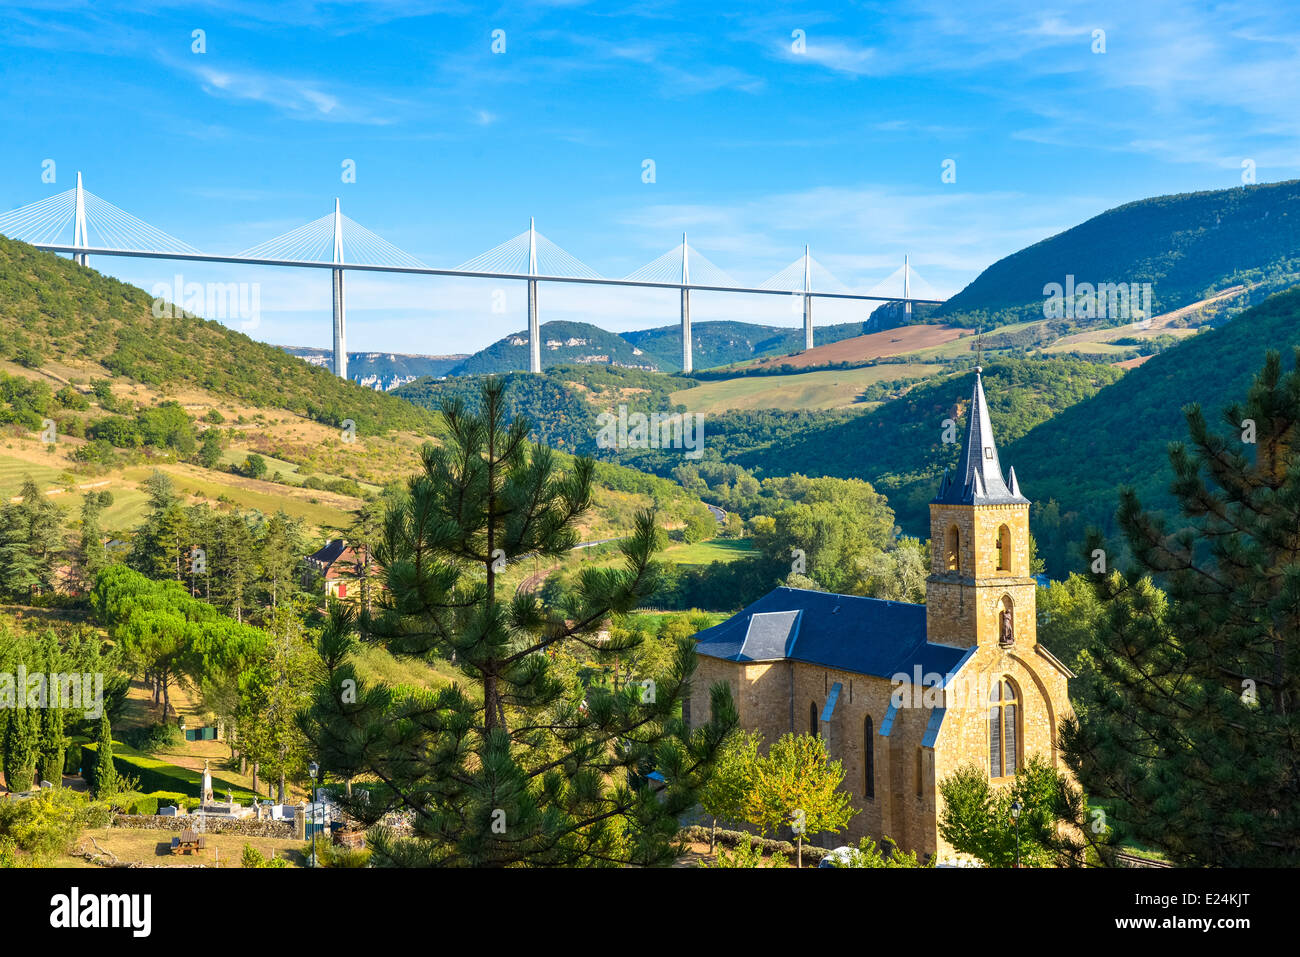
[
  {"xmin": 73, "ymin": 172, "xmax": 87, "ymax": 267},
  {"xmin": 904, "ymin": 254, "xmax": 911, "ymax": 319},
  {"xmin": 527, "ymin": 217, "xmax": 541, "ymax": 373},
  {"xmin": 802, "ymin": 244, "xmax": 814, "ymax": 350},
  {"xmin": 681, "ymin": 233, "xmax": 692, "ymax": 374},
  {"xmin": 332, "ymin": 198, "xmax": 347, "ymax": 379}
]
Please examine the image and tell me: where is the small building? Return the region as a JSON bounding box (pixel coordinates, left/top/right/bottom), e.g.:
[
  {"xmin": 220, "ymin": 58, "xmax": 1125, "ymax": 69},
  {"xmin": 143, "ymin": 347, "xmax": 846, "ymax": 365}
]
[{"xmin": 303, "ymin": 539, "xmax": 377, "ymax": 602}]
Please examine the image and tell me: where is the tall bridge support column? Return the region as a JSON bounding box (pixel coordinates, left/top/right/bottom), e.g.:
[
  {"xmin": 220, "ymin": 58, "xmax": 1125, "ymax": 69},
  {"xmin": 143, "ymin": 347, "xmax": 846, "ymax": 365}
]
[
  {"xmin": 73, "ymin": 171, "xmax": 88, "ymax": 267},
  {"xmin": 801, "ymin": 244, "xmax": 813, "ymax": 350},
  {"xmin": 331, "ymin": 198, "xmax": 347, "ymax": 379},
  {"xmin": 332, "ymin": 267, "xmax": 347, "ymax": 379},
  {"xmin": 904, "ymin": 254, "xmax": 912, "ymax": 319},
  {"xmin": 681, "ymin": 288, "xmax": 692, "ymax": 374},
  {"xmin": 527, "ymin": 217, "xmax": 541, "ymax": 373},
  {"xmin": 528, "ymin": 279, "xmax": 541, "ymax": 373},
  {"xmin": 680, "ymin": 233, "xmax": 693, "ymax": 374}
]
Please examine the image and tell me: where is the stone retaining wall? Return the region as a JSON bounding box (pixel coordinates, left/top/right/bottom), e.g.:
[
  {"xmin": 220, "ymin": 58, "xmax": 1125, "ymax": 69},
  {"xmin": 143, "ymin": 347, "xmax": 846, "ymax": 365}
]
[{"xmin": 111, "ymin": 813, "xmax": 295, "ymax": 838}]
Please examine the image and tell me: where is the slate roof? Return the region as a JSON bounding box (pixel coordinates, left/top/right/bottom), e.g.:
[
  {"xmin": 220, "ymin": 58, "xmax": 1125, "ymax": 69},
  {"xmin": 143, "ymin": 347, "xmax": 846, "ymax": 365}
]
[
  {"xmin": 694, "ymin": 586, "xmax": 970, "ymax": 680},
  {"xmin": 933, "ymin": 369, "xmax": 1029, "ymax": 506},
  {"xmin": 304, "ymin": 539, "xmax": 373, "ymax": 579},
  {"xmin": 307, "ymin": 539, "xmax": 349, "ymax": 566}
]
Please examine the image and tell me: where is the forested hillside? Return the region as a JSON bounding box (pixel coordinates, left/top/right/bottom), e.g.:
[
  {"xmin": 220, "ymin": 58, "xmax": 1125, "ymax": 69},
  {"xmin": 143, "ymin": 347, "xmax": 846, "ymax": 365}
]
[
  {"xmin": 623, "ymin": 319, "xmax": 876, "ymax": 370},
  {"xmin": 0, "ymin": 236, "xmax": 438, "ymax": 436},
  {"xmin": 395, "ymin": 364, "xmax": 695, "ymax": 453},
  {"xmin": 672, "ymin": 358, "xmax": 1124, "ymax": 534},
  {"xmin": 934, "ymin": 179, "xmax": 1300, "ymax": 330},
  {"xmin": 449, "ymin": 320, "xmax": 663, "ymax": 374},
  {"xmin": 1006, "ymin": 285, "xmax": 1300, "ymax": 576}
]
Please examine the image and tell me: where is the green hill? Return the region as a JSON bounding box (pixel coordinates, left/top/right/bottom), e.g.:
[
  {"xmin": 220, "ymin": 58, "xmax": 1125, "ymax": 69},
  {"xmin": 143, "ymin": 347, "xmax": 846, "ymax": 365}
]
[
  {"xmin": 935, "ymin": 180, "xmax": 1300, "ymax": 330},
  {"xmin": 1004, "ymin": 285, "xmax": 1300, "ymax": 576},
  {"xmin": 623, "ymin": 319, "xmax": 878, "ymax": 370},
  {"xmin": 450, "ymin": 320, "xmax": 664, "ymax": 375},
  {"xmin": 395, "ymin": 364, "xmax": 696, "ymax": 454},
  {"xmin": 713, "ymin": 358, "xmax": 1125, "ymax": 533},
  {"xmin": 0, "ymin": 235, "xmax": 438, "ymax": 436}
]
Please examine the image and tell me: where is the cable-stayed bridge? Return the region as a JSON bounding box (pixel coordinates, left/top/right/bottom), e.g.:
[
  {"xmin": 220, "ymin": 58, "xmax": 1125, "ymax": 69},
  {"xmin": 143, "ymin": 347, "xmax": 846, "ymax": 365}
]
[{"xmin": 0, "ymin": 174, "xmax": 946, "ymax": 377}]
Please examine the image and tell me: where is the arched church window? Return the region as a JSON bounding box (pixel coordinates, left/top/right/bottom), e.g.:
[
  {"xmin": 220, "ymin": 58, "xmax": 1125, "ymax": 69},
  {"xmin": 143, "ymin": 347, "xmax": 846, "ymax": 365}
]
[
  {"xmin": 988, "ymin": 678, "xmax": 1019, "ymax": 778},
  {"xmin": 810, "ymin": 701, "xmax": 819, "ymax": 737},
  {"xmin": 945, "ymin": 525, "xmax": 960, "ymax": 572},
  {"xmin": 996, "ymin": 524, "xmax": 1011, "ymax": 571},
  {"xmin": 863, "ymin": 715, "xmax": 875, "ymax": 799},
  {"xmin": 998, "ymin": 595, "xmax": 1014, "ymax": 647}
]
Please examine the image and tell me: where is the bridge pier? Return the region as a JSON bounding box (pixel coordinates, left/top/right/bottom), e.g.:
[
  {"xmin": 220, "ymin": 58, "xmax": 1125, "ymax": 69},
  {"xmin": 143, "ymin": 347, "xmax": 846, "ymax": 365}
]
[
  {"xmin": 681, "ymin": 289, "xmax": 692, "ymax": 373},
  {"xmin": 331, "ymin": 199, "xmax": 347, "ymax": 378},
  {"xmin": 528, "ymin": 278, "xmax": 541, "ymax": 373},
  {"xmin": 802, "ymin": 245, "xmax": 813, "ymax": 350},
  {"xmin": 332, "ymin": 268, "xmax": 347, "ymax": 379},
  {"xmin": 527, "ymin": 218, "xmax": 542, "ymax": 373},
  {"xmin": 681, "ymin": 233, "xmax": 692, "ymax": 374}
]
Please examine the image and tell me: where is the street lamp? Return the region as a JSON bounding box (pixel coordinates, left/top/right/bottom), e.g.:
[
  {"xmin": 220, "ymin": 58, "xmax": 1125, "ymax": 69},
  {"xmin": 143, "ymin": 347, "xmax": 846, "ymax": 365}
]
[
  {"xmin": 1010, "ymin": 800, "xmax": 1022, "ymax": 868},
  {"xmin": 308, "ymin": 761, "xmax": 319, "ymax": 868}
]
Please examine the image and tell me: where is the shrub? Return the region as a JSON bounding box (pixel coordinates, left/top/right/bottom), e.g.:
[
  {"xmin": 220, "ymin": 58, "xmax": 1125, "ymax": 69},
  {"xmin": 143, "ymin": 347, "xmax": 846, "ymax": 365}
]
[
  {"xmin": 242, "ymin": 844, "xmax": 289, "ymax": 868},
  {"xmin": 323, "ymin": 844, "xmax": 371, "ymax": 868},
  {"xmin": 149, "ymin": 790, "xmax": 199, "ymax": 812},
  {"xmin": 55, "ymin": 386, "xmax": 90, "ymax": 411},
  {"xmin": 13, "ymin": 346, "xmax": 44, "ymax": 369},
  {"xmin": 125, "ymin": 721, "xmax": 182, "ymax": 755},
  {"xmin": 0, "ymin": 788, "xmax": 105, "ymax": 859}
]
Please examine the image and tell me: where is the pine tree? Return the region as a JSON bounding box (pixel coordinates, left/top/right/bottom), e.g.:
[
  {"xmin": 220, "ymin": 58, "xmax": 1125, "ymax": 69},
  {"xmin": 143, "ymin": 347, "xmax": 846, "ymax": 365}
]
[
  {"xmin": 1063, "ymin": 349, "xmax": 1300, "ymax": 866},
  {"xmin": 303, "ymin": 378, "xmax": 736, "ymax": 867},
  {"xmin": 257, "ymin": 511, "xmax": 304, "ymax": 612},
  {"xmin": 129, "ymin": 471, "xmax": 188, "ymax": 580},
  {"xmin": 0, "ymin": 477, "xmax": 63, "ymax": 600},
  {"xmin": 92, "ymin": 711, "xmax": 118, "ymax": 799},
  {"xmin": 75, "ymin": 490, "xmax": 110, "ymax": 592},
  {"xmin": 210, "ymin": 512, "xmax": 256, "ymax": 622}
]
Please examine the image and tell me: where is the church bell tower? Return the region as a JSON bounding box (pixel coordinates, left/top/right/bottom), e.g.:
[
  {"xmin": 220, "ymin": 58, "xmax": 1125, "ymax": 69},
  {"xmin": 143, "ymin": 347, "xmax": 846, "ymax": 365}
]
[{"xmin": 925, "ymin": 368, "xmax": 1035, "ymax": 651}]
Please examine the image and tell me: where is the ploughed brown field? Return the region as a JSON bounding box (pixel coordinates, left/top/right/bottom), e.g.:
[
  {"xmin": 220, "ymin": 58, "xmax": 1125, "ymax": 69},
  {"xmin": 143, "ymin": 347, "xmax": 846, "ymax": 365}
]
[
  {"xmin": 753, "ymin": 323, "xmax": 970, "ymax": 369},
  {"xmin": 1116, "ymin": 354, "xmax": 1154, "ymax": 369}
]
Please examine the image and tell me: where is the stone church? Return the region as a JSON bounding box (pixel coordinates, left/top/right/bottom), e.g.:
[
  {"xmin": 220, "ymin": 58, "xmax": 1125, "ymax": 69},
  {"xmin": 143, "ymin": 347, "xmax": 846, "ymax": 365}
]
[{"xmin": 685, "ymin": 370, "xmax": 1075, "ymax": 860}]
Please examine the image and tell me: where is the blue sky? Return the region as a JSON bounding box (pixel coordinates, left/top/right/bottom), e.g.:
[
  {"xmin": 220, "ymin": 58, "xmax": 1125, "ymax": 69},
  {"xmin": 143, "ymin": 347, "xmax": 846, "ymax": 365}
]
[{"xmin": 2, "ymin": 0, "xmax": 1298, "ymax": 355}]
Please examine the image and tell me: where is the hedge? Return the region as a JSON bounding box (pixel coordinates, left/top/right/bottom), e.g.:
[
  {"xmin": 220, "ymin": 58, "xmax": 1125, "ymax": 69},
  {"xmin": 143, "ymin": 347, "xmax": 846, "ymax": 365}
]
[
  {"xmin": 81, "ymin": 740, "xmax": 257, "ymax": 804},
  {"xmin": 679, "ymin": 825, "xmax": 833, "ymax": 864}
]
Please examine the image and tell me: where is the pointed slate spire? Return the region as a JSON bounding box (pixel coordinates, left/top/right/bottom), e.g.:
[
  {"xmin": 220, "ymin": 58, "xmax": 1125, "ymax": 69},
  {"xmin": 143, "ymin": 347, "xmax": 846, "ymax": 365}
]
[{"xmin": 933, "ymin": 367, "xmax": 1029, "ymax": 505}]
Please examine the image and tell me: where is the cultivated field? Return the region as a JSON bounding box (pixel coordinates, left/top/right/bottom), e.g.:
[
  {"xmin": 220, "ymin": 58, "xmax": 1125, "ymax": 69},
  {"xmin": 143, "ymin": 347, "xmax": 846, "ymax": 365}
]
[
  {"xmin": 672, "ymin": 363, "xmax": 944, "ymax": 413},
  {"xmin": 750, "ymin": 324, "xmax": 970, "ymax": 369}
]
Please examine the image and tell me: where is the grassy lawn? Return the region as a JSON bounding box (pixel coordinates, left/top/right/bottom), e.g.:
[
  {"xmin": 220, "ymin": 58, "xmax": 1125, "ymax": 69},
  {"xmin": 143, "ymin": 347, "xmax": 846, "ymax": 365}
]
[
  {"xmin": 55, "ymin": 827, "xmax": 308, "ymax": 868},
  {"xmin": 661, "ymin": 538, "xmax": 756, "ymax": 565},
  {"xmin": 0, "ymin": 449, "xmax": 65, "ymax": 499},
  {"xmin": 152, "ymin": 465, "xmax": 359, "ymax": 530},
  {"xmin": 628, "ymin": 609, "xmax": 729, "ymax": 629},
  {"xmin": 219, "ymin": 446, "xmax": 384, "ymax": 496},
  {"xmin": 349, "ymin": 641, "xmax": 466, "ymax": 691},
  {"xmin": 672, "ymin": 363, "xmax": 944, "ymax": 413}
]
